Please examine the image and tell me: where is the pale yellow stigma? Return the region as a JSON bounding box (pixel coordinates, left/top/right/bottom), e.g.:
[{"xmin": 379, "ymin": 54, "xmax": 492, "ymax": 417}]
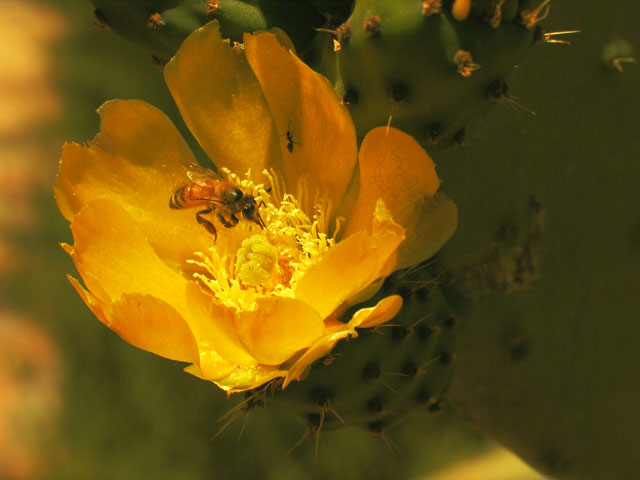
[
  {"xmin": 188, "ymin": 169, "xmax": 339, "ymax": 311},
  {"xmin": 235, "ymin": 234, "xmax": 277, "ymax": 287}
]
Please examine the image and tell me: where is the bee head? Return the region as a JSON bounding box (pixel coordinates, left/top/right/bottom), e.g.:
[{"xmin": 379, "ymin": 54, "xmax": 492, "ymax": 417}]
[
  {"xmin": 230, "ymin": 187, "xmax": 244, "ymax": 200},
  {"xmin": 242, "ymin": 196, "xmax": 265, "ymax": 228}
]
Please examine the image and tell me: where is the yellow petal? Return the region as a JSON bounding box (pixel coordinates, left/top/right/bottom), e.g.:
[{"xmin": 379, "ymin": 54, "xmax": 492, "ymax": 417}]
[
  {"xmin": 235, "ymin": 296, "xmax": 325, "ymax": 365},
  {"xmin": 283, "ymin": 330, "xmax": 349, "ymax": 388},
  {"xmin": 110, "ymin": 294, "xmax": 202, "ymax": 363},
  {"xmin": 184, "ymin": 283, "xmax": 261, "ymax": 367},
  {"xmin": 67, "ymin": 274, "xmax": 109, "ymax": 325},
  {"xmin": 185, "ymin": 351, "xmax": 237, "ymax": 382},
  {"xmin": 396, "ymin": 192, "xmax": 458, "ymax": 270},
  {"xmin": 186, "ymin": 362, "xmax": 285, "ymax": 393},
  {"xmin": 54, "ymin": 99, "xmax": 213, "ymax": 268},
  {"xmin": 344, "ymin": 126, "xmax": 440, "ymax": 238},
  {"xmin": 295, "ymin": 205, "xmax": 405, "ymax": 319},
  {"xmin": 164, "ymin": 21, "xmax": 282, "ymax": 181},
  {"xmin": 214, "ymin": 365, "xmax": 286, "ymax": 394},
  {"xmin": 67, "ymin": 199, "xmax": 255, "ymax": 368},
  {"xmin": 69, "ymin": 276, "xmax": 199, "ymax": 363},
  {"xmin": 284, "ymin": 295, "xmax": 403, "ymax": 387},
  {"xmin": 269, "ymin": 26, "xmax": 297, "ymax": 54},
  {"xmin": 348, "ymin": 294, "xmax": 404, "ymax": 329},
  {"xmin": 244, "ymin": 31, "xmax": 358, "ymax": 215},
  {"xmin": 68, "ymin": 198, "xmax": 190, "ymax": 304}
]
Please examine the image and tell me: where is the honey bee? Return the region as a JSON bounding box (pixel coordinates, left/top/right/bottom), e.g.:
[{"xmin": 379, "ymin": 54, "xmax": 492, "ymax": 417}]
[{"xmin": 170, "ymin": 165, "xmax": 266, "ymax": 240}]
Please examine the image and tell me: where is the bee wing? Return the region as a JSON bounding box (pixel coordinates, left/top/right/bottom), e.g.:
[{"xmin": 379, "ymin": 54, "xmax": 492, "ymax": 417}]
[{"xmin": 185, "ymin": 163, "xmax": 221, "ymax": 182}]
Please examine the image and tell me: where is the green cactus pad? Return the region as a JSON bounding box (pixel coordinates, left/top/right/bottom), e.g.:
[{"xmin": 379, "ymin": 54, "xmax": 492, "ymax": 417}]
[
  {"xmin": 89, "ymin": 0, "xmax": 353, "ymax": 62},
  {"xmin": 246, "ymin": 268, "xmax": 460, "ymax": 435},
  {"xmin": 423, "ymin": 2, "xmax": 640, "ymax": 478},
  {"xmin": 311, "ymin": 0, "xmax": 542, "ymax": 147},
  {"xmin": 88, "ymin": 1, "xmax": 546, "ymax": 148}
]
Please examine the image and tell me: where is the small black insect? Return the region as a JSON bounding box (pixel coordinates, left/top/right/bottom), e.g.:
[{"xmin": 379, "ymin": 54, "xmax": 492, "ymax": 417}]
[{"xmin": 281, "ymin": 120, "xmax": 301, "ymax": 153}]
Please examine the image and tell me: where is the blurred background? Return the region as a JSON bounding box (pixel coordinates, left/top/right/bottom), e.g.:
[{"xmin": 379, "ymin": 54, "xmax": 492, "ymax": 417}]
[{"xmin": 0, "ymin": 1, "xmax": 553, "ymax": 478}]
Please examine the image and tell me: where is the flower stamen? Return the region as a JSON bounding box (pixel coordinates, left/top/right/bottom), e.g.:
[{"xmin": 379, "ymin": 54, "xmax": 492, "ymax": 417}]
[{"xmin": 189, "ymin": 169, "xmax": 343, "ymax": 312}]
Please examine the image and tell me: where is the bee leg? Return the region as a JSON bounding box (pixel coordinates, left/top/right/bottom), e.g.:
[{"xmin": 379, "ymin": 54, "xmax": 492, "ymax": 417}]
[
  {"xmin": 229, "ymin": 214, "xmax": 239, "ymax": 225},
  {"xmin": 217, "ymin": 213, "xmax": 234, "ymax": 228},
  {"xmin": 196, "ymin": 208, "xmax": 218, "ymax": 241}
]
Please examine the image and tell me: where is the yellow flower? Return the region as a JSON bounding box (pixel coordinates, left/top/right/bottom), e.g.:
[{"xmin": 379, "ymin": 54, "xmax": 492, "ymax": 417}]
[{"xmin": 54, "ymin": 22, "xmax": 457, "ymax": 393}]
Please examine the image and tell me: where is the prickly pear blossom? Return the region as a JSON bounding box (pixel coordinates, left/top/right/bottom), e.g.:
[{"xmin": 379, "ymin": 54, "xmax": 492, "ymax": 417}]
[{"xmin": 54, "ymin": 22, "xmax": 456, "ymax": 393}]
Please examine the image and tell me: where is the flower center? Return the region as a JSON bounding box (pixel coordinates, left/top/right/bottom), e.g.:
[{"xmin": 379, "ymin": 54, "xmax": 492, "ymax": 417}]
[
  {"xmin": 188, "ymin": 169, "xmax": 340, "ymax": 311},
  {"xmin": 235, "ymin": 234, "xmax": 278, "ymax": 287}
]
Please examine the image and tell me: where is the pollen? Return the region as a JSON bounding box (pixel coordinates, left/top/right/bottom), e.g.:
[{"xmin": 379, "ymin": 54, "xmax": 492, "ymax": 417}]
[
  {"xmin": 188, "ymin": 169, "xmax": 338, "ymax": 311},
  {"xmin": 235, "ymin": 234, "xmax": 277, "ymax": 287}
]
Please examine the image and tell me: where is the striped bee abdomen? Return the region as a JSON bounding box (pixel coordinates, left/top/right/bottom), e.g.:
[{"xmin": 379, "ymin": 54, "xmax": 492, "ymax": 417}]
[{"xmin": 169, "ymin": 185, "xmax": 188, "ymax": 209}]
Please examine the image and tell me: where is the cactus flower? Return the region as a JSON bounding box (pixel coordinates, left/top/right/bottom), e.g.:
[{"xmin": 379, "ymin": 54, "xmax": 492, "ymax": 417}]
[{"xmin": 54, "ymin": 22, "xmax": 457, "ymax": 393}]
